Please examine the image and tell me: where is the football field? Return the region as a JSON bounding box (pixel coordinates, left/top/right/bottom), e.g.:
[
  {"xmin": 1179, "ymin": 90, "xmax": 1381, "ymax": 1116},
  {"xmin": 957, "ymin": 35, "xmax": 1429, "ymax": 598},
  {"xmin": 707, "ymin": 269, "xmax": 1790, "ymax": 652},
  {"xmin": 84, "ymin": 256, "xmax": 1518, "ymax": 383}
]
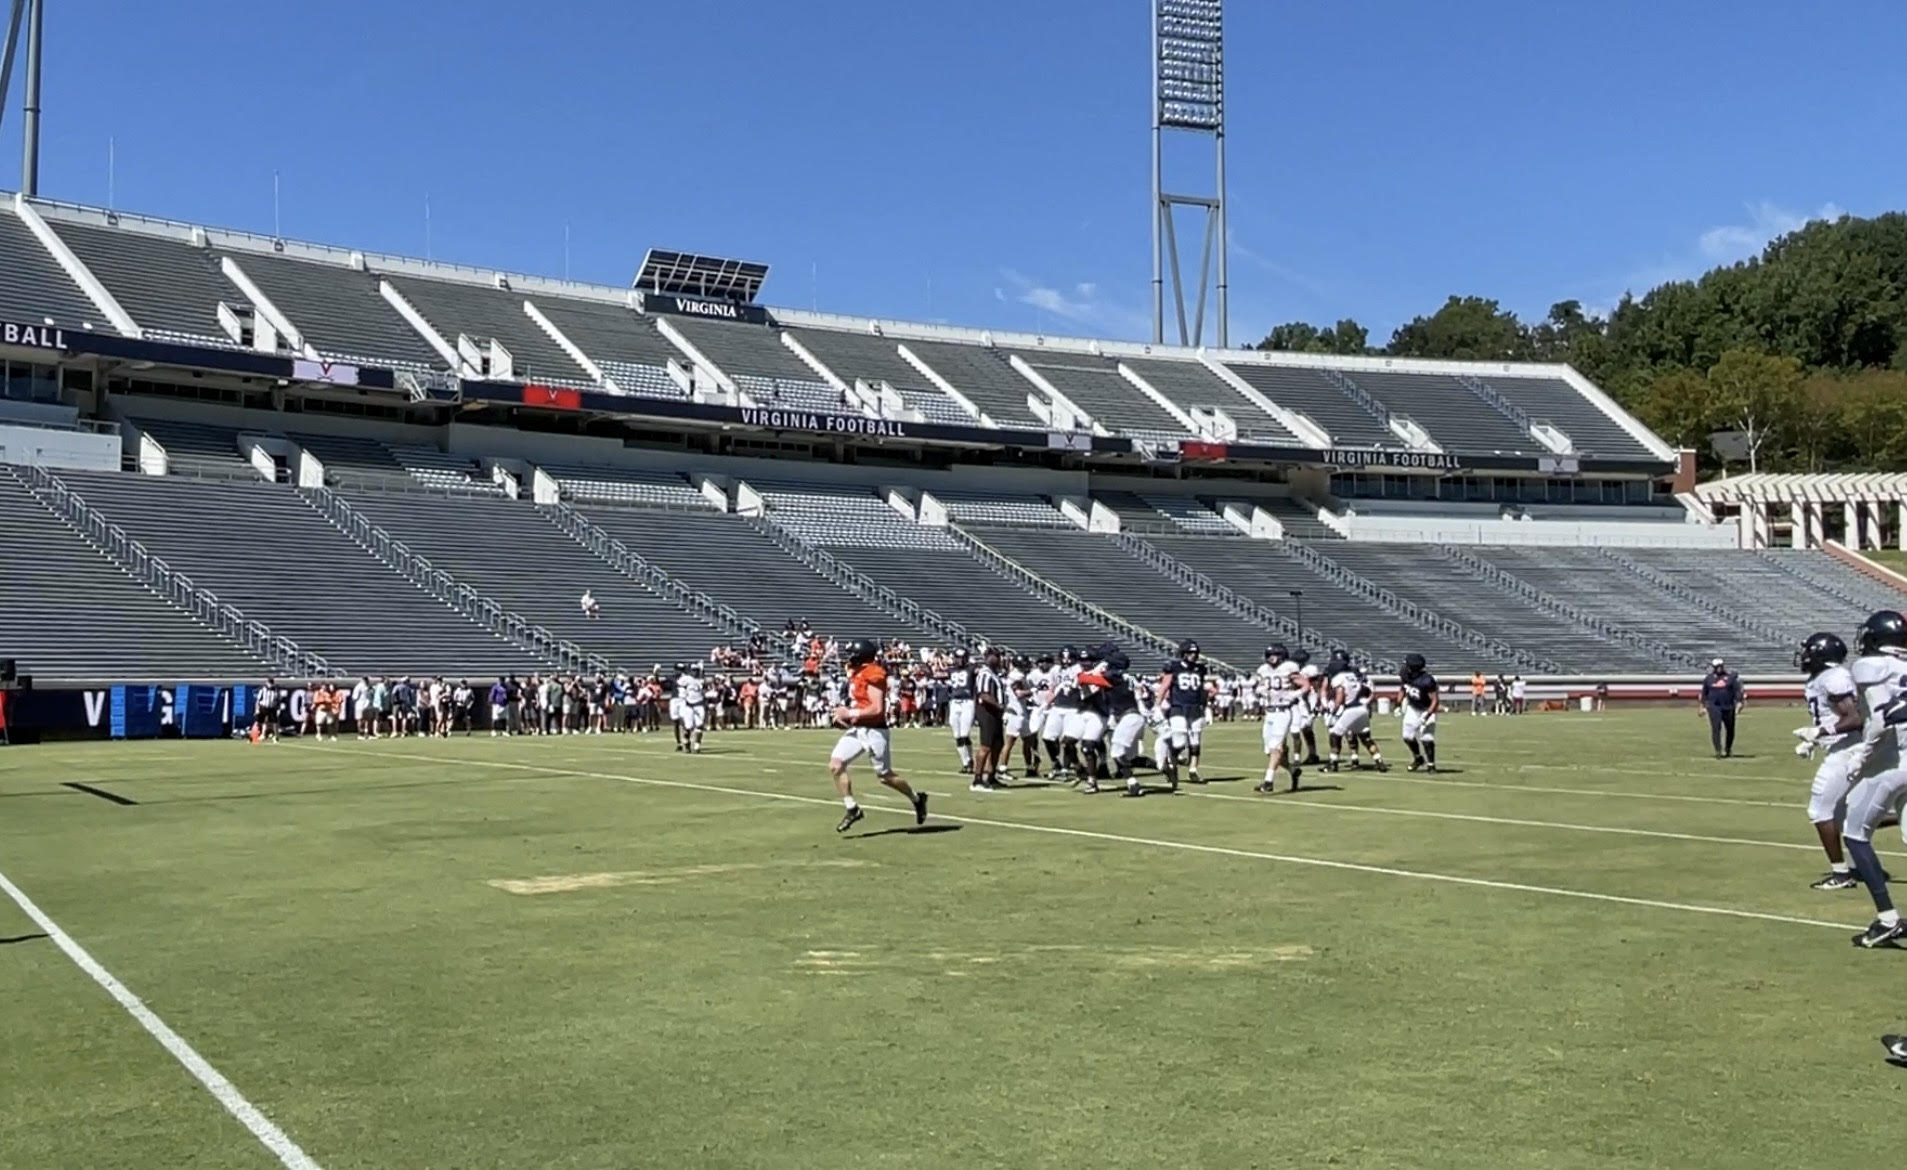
[{"xmin": 0, "ymin": 708, "xmax": 1898, "ymax": 1168}]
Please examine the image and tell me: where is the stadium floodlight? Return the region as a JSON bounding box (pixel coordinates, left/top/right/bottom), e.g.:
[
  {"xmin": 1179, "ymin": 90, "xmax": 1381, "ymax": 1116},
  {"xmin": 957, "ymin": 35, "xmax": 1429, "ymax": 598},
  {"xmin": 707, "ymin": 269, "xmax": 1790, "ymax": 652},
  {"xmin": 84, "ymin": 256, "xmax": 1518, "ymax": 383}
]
[
  {"xmin": 1151, "ymin": 0, "xmax": 1227, "ymax": 348},
  {"xmin": 634, "ymin": 249, "xmax": 770, "ymax": 305}
]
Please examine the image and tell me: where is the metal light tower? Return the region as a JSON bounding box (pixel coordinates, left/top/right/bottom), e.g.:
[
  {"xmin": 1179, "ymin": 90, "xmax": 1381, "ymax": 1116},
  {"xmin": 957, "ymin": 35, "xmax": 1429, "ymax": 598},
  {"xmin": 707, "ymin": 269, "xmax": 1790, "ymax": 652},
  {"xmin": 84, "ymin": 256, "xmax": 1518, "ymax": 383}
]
[
  {"xmin": 0, "ymin": 0, "xmax": 42, "ymax": 196},
  {"xmin": 1151, "ymin": 0, "xmax": 1227, "ymax": 349}
]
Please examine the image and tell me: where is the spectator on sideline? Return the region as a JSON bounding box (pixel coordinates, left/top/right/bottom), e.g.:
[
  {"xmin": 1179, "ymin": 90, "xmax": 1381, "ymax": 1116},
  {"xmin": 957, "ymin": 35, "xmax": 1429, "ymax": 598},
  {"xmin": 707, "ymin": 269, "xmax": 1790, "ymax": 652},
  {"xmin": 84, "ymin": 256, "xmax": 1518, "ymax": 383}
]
[
  {"xmin": 1594, "ymin": 681, "xmax": 1609, "ymax": 712},
  {"xmin": 1469, "ymin": 671, "xmax": 1486, "ymax": 715},
  {"xmin": 1510, "ymin": 675, "xmax": 1528, "ymax": 714},
  {"xmin": 1701, "ymin": 657, "xmax": 1744, "ymax": 758}
]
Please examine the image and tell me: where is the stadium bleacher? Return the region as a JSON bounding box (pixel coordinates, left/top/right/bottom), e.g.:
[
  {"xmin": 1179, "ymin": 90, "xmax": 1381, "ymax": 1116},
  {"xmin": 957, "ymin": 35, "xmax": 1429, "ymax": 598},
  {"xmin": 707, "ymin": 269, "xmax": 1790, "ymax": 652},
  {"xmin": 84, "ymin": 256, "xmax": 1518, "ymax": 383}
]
[
  {"xmin": 219, "ymin": 248, "xmax": 445, "ymax": 369},
  {"xmin": 1123, "ymin": 357, "xmax": 1301, "ymax": 443},
  {"xmin": 527, "ymin": 297, "xmax": 685, "ymax": 399},
  {"xmin": 46, "ymin": 470, "xmax": 544, "ymax": 676},
  {"xmin": 1345, "ymin": 371, "xmax": 1536, "ymax": 455},
  {"xmin": 126, "ymin": 417, "xmax": 259, "ymax": 480},
  {"xmin": 0, "ymin": 468, "xmax": 268, "ymax": 681},
  {"xmin": 898, "ymin": 339, "xmax": 1047, "ymax": 427},
  {"xmin": 784, "ymin": 327, "xmax": 975, "ymax": 424},
  {"xmin": 665, "ymin": 317, "xmax": 846, "ymax": 413},
  {"xmin": 1476, "ymin": 375, "xmax": 1656, "ymax": 460},
  {"xmin": 1221, "ymin": 362, "xmax": 1399, "ymax": 447},
  {"xmin": 48, "ymin": 219, "xmax": 240, "ymax": 347},
  {"xmin": 0, "ymin": 207, "xmax": 102, "ymax": 330},
  {"xmin": 1007, "ymin": 349, "xmax": 1188, "ymax": 440},
  {"xmin": 383, "ymin": 274, "xmax": 594, "ymax": 386}
]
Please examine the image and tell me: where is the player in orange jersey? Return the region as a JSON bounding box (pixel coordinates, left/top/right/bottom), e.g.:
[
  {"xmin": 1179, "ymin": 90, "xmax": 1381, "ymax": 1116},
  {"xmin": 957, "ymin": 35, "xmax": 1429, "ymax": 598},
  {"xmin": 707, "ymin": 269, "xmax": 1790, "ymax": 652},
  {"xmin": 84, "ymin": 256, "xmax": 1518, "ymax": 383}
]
[{"xmin": 828, "ymin": 638, "xmax": 930, "ymax": 833}]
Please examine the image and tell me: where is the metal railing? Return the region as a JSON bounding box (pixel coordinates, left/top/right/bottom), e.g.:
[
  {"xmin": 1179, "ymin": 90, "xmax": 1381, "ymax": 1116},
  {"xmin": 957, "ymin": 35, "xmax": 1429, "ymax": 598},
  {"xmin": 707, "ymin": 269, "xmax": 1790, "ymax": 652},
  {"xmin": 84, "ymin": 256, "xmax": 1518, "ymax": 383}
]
[
  {"xmin": 543, "ymin": 503, "xmax": 763, "ymax": 644},
  {"xmin": 1598, "ymin": 548, "xmax": 1789, "ymax": 645},
  {"xmin": 1456, "ymin": 374, "xmax": 1532, "ymax": 429},
  {"xmin": 1759, "ymin": 550, "xmax": 1897, "ymax": 611},
  {"xmin": 1433, "ymin": 544, "xmax": 1693, "ymax": 668},
  {"xmin": 1284, "ymin": 538, "xmax": 1552, "ymax": 672},
  {"xmin": 947, "ymin": 523, "xmax": 1184, "ymax": 664},
  {"xmin": 304, "ymin": 486, "xmax": 603, "ymax": 674},
  {"xmin": 1321, "ymin": 368, "xmax": 1390, "ymax": 424},
  {"xmin": 1106, "ymin": 531, "xmax": 1368, "ymax": 670},
  {"xmin": 9, "ymin": 463, "xmax": 331, "ymax": 677},
  {"xmin": 743, "ymin": 515, "xmax": 975, "ymax": 647}
]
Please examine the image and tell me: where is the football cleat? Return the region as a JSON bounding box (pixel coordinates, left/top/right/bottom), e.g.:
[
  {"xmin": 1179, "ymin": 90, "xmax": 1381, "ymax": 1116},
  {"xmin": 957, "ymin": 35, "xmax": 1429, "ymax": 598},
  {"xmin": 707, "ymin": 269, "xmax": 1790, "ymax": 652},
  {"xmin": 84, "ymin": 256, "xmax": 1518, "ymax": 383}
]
[
  {"xmin": 1188, "ymin": 766, "xmax": 1203, "ymax": 785},
  {"xmin": 1408, "ymin": 760, "xmax": 1425, "ymax": 773},
  {"xmin": 959, "ymin": 761, "xmax": 973, "ymax": 775},
  {"xmin": 913, "ymin": 792, "xmax": 930, "ymax": 825},
  {"xmin": 1811, "ymin": 871, "xmax": 1861, "ymax": 891},
  {"xmin": 1853, "ymin": 918, "xmax": 1907, "ymax": 948},
  {"xmin": 1123, "ymin": 781, "xmax": 1143, "ymax": 798},
  {"xmin": 1881, "ymin": 1034, "xmax": 1907, "ymax": 1066},
  {"xmin": 1289, "ymin": 764, "xmax": 1304, "ymax": 790},
  {"xmin": 970, "ymin": 780, "xmax": 993, "ymax": 793},
  {"xmin": 836, "ymin": 806, "xmax": 866, "ymax": 833},
  {"xmin": 1078, "ymin": 778, "xmax": 1100, "ymax": 795},
  {"xmin": 1253, "ymin": 780, "xmax": 1278, "ymax": 795}
]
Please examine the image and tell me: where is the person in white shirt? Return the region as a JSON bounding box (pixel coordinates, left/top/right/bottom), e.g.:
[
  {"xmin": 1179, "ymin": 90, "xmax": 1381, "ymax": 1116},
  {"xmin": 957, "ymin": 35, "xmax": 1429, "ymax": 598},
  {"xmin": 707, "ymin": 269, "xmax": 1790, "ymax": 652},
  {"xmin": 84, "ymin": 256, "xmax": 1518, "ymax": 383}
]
[
  {"xmin": 351, "ymin": 679, "xmax": 372, "ymax": 739},
  {"xmin": 1252, "ymin": 644, "xmax": 1308, "ymax": 794},
  {"xmin": 1510, "ymin": 674, "xmax": 1528, "ymax": 715},
  {"xmin": 677, "ymin": 663, "xmax": 709, "ymax": 754},
  {"xmin": 581, "ymin": 589, "xmax": 600, "ymax": 620},
  {"xmin": 1794, "ymin": 631, "xmax": 1865, "ymax": 890}
]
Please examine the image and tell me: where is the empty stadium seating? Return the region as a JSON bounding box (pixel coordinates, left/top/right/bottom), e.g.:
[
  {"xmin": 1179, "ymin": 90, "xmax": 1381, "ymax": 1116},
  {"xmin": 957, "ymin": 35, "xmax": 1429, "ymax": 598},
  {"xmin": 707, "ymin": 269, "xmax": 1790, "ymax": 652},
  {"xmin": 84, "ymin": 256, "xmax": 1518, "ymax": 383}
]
[
  {"xmin": 50, "ymin": 219, "xmax": 240, "ymax": 347},
  {"xmin": 546, "ymin": 465, "xmax": 711, "ymax": 510},
  {"xmin": 1124, "ymin": 358, "xmax": 1301, "ymax": 444},
  {"xmin": 1479, "ymin": 376, "xmax": 1656, "ymax": 460},
  {"xmin": 1221, "ymin": 362, "xmax": 1398, "ymax": 448},
  {"xmin": 390, "ymin": 447, "xmax": 500, "ymax": 494},
  {"xmin": 385, "ymin": 274, "xmax": 593, "ymax": 386},
  {"xmin": 220, "ymin": 248, "xmax": 444, "ymax": 369},
  {"xmin": 0, "ymin": 468, "xmax": 267, "ymax": 681},
  {"xmin": 1318, "ymin": 543, "xmax": 1665, "ymax": 672},
  {"xmin": 1467, "ymin": 546, "xmax": 1787, "ymax": 671},
  {"xmin": 936, "ymin": 491, "xmax": 1071, "ymax": 528},
  {"xmin": 50, "ymin": 470, "xmax": 543, "ymax": 677},
  {"xmin": 579, "ymin": 506, "xmax": 934, "ymax": 643},
  {"xmin": 1260, "ymin": 497, "xmax": 1340, "ymax": 540},
  {"xmin": 340, "ymin": 493, "xmax": 721, "ymax": 669},
  {"xmin": 787, "ymin": 327, "xmax": 975, "ymax": 424},
  {"xmin": 530, "ymin": 297, "xmax": 685, "ymax": 399},
  {"xmin": 900, "ymin": 340, "xmax": 1047, "ymax": 428},
  {"xmin": 666, "ymin": 317, "xmax": 846, "ymax": 413},
  {"xmin": 1345, "ymin": 371, "xmax": 1536, "ymax": 455},
  {"xmin": 0, "ymin": 207, "xmax": 100, "ymax": 330},
  {"xmin": 291, "ymin": 433, "xmax": 410, "ymax": 487},
  {"xmin": 1142, "ymin": 534, "xmax": 1509, "ymax": 670},
  {"xmin": 969, "ymin": 525, "xmax": 1270, "ymax": 666},
  {"xmin": 128, "ymin": 417, "xmax": 260, "ymax": 480},
  {"xmin": 1008, "ymin": 350, "xmax": 1187, "ymax": 440}
]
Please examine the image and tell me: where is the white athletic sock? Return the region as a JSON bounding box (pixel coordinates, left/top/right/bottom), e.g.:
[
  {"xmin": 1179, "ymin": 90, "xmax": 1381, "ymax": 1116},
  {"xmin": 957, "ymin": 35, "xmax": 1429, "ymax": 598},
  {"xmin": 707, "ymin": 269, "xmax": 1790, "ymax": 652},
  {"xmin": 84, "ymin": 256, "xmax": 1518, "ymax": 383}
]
[
  {"xmin": 1883, "ymin": 908, "xmax": 1902, "ymax": 927},
  {"xmin": 956, "ymin": 744, "xmax": 973, "ymax": 767},
  {"xmin": 843, "ymin": 796, "xmax": 858, "ymax": 810},
  {"xmin": 1264, "ymin": 764, "xmax": 1279, "ymax": 785},
  {"xmin": 1833, "ymin": 862, "xmax": 1852, "ymax": 874}
]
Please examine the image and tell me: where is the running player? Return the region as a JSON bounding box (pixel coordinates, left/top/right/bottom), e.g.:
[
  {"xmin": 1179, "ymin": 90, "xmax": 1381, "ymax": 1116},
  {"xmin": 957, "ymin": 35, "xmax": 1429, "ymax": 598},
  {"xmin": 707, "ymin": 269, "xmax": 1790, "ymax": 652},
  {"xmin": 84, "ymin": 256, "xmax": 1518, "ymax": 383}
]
[
  {"xmin": 1793, "ymin": 631, "xmax": 1864, "ymax": 889},
  {"xmin": 1102, "ymin": 648, "xmax": 1149, "ymax": 796},
  {"xmin": 1399, "ymin": 653, "xmax": 1440, "ymax": 773},
  {"xmin": 1252, "ymin": 643, "xmax": 1307, "ymax": 793},
  {"xmin": 1839, "ymin": 611, "xmax": 1907, "ymax": 945},
  {"xmin": 829, "ymin": 639, "xmax": 931, "ymax": 833},
  {"xmin": 1156, "ymin": 639, "xmax": 1211, "ymax": 789},
  {"xmin": 1293, "ymin": 649, "xmax": 1323, "ymax": 765}
]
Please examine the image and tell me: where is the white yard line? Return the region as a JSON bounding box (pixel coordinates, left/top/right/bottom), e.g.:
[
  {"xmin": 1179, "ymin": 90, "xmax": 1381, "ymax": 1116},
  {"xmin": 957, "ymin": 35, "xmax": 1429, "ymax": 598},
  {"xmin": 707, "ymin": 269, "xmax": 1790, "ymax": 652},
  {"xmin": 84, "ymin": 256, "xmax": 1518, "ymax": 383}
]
[
  {"xmin": 301, "ymin": 744, "xmax": 1862, "ymax": 935},
  {"xmin": 0, "ymin": 868, "xmax": 323, "ymax": 1170}
]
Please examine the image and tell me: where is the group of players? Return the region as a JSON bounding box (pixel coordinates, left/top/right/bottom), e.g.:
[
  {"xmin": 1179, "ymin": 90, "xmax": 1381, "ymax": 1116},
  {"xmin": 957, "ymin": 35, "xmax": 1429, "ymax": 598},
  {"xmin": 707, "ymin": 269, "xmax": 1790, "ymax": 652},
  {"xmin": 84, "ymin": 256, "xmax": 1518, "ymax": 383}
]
[{"xmin": 820, "ymin": 636, "xmax": 1446, "ymax": 829}]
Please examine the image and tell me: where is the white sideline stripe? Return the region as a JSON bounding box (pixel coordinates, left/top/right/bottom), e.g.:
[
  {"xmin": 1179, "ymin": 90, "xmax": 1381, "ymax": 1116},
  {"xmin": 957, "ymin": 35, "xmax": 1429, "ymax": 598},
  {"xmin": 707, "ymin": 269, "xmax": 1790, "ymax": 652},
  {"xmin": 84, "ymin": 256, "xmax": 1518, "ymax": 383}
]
[
  {"xmin": 577, "ymin": 732, "xmax": 1802, "ymax": 811},
  {"xmin": 300, "ymin": 745, "xmax": 1861, "ymax": 934},
  {"xmin": 0, "ymin": 868, "xmax": 323, "ymax": 1170},
  {"xmin": 902, "ymin": 767, "xmax": 1891, "ymax": 857}
]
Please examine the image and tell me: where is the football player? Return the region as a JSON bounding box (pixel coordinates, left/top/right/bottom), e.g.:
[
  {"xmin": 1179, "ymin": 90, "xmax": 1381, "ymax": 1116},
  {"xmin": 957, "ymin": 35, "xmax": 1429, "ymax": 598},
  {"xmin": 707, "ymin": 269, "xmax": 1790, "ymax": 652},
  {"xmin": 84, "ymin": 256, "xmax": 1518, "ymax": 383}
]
[
  {"xmin": 665, "ymin": 663, "xmax": 686, "ymax": 750},
  {"xmin": 947, "ymin": 648, "xmax": 977, "ymax": 774},
  {"xmin": 1073, "ymin": 643, "xmax": 1116, "ymax": 793},
  {"xmin": 1156, "ymin": 639, "xmax": 1211, "ymax": 789},
  {"xmin": 1840, "ymin": 611, "xmax": 1907, "ymax": 945},
  {"xmin": 1000, "ymin": 654, "xmax": 1031, "ymax": 782},
  {"xmin": 1026, "ymin": 651, "xmax": 1055, "ymax": 778},
  {"xmin": 1793, "ymin": 631, "xmax": 1865, "ymax": 889},
  {"xmin": 1399, "ymin": 653, "xmax": 1440, "ymax": 773},
  {"xmin": 1253, "ymin": 643, "xmax": 1308, "ymax": 794},
  {"xmin": 1050, "ymin": 645, "xmax": 1084, "ymax": 780},
  {"xmin": 1099, "ymin": 648, "xmax": 1150, "ymax": 796},
  {"xmin": 1325, "ymin": 652, "xmax": 1387, "ymax": 772},
  {"xmin": 1293, "ymin": 649, "xmax": 1323, "ymax": 765},
  {"xmin": 676, "ymin": 662, "xmax": 709, "ymax": 754},
  {"xmin": 828, "ymin": 639, "xmax": 931, "ymax": 833}
]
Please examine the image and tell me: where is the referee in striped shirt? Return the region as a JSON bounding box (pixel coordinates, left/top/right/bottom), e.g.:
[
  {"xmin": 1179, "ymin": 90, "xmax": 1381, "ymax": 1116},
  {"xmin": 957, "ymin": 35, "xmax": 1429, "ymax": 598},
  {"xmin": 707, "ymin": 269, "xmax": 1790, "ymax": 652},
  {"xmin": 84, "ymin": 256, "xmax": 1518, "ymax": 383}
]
[{"xmin": 972, "ymin": 648, "xmax": 1007, "ymax": 791}]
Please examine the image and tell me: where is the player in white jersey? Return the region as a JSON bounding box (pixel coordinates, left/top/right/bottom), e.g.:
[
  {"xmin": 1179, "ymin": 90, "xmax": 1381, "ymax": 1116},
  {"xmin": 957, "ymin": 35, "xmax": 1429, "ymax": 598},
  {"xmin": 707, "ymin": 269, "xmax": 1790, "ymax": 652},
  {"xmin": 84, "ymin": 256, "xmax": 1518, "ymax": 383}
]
[
  {"xmin": 1000, "ymin": 656, "xmax": 1031, "ymax": 781},
  {"xmin": 1025, "ymin": 653, "xmax": 1056, "ymax": 778},
  {"xmin": 1398, "ymin": 653, "xmax": 1440, "ymax": 773},
  {"xmin": 675, "ymin": 663, "xmax": 709, "ymax": 753},
  {"xmin": 946, "ymin": 648, "xmax": 979, "ymax": 774},
  {"xmin": 1833, "ymin": 611, "xmax": 1907, "ymax": 947},
  {"xmin": 1213, "ymin": 675, "xmax": 1236, "ymax": 723},
  {"xmin": 1293, "ymin": 649, "xmax": 1324, "ymax": 765},
  {"xmin": 1252, "ymin": 644, "xmax": 1308, "ymax": 794},
  {"xmin": 1324, "ymin": 652, "xmax": 1387, "ymax": 772},
  {"xmin": 1792, "ymin": 632, "xmax": 1866, "ymax": 890},
  {"xmin": 1051, "ymin": 645, "xmax": 1086, "ymax": 780}
]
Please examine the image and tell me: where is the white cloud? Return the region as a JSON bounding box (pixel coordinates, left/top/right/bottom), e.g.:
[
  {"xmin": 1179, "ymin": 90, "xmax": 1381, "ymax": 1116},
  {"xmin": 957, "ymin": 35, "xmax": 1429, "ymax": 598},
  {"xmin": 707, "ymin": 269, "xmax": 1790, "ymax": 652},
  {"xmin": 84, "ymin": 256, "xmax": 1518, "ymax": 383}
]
[
  {"xmin": 1697, "ymin": 200, "xmax": 1846, "ymax": 263},
  {"xmin": 996, "ymin": 268, "xmax": 1147, "ymax": 337}
]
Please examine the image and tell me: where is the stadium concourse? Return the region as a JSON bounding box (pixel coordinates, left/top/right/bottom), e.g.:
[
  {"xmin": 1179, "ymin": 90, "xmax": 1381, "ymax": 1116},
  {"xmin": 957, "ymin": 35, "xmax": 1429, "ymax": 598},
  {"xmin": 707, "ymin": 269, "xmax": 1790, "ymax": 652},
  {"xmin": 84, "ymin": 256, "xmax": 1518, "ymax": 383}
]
[{"xmin": 1, "ymin": 192, "xmax": 1905, "ymax": 704}]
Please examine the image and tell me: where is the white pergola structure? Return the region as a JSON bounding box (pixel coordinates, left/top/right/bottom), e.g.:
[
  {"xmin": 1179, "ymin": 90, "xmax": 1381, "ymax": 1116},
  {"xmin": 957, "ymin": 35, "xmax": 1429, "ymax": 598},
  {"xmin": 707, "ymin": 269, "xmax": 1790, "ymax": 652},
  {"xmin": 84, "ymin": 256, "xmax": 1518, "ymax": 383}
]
[{"xmin": 1694, "ymin": 472, "xmax": 1907, "ymax": 550}]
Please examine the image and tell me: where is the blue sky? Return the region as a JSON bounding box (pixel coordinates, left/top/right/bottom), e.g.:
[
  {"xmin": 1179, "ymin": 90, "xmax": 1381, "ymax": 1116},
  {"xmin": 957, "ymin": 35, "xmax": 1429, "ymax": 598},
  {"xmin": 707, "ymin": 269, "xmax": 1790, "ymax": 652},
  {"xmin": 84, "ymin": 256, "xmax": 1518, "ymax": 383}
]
[{"xmin": 10, "ymin": 0, "xmax": 1900, "ymax": 346}]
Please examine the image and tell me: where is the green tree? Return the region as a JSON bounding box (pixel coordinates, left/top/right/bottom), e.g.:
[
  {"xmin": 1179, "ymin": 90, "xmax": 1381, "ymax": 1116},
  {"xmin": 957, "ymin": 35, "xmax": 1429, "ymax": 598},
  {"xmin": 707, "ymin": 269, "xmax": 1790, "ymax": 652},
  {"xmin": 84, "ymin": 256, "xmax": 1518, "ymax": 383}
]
[
  {"xmin": 1385, "ymin": 296, "xmax": 1532, "ymax": 361},
  {"xmin": 1256, "ymin": 319, "xmax": 1370, "ymax": 355},
  {"xmin": 1703, "ymin": 349, "xmax": 1804, "ymax": 473}
]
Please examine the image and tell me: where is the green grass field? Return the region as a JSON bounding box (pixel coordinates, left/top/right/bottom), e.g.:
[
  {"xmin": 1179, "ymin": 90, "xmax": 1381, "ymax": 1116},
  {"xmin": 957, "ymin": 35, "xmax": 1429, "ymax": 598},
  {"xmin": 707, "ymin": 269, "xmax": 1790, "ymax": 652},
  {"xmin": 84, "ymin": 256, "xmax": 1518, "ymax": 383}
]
[{"xmin": 1, "ymin": 708, "xmax": 1901, "ymax": 1168}]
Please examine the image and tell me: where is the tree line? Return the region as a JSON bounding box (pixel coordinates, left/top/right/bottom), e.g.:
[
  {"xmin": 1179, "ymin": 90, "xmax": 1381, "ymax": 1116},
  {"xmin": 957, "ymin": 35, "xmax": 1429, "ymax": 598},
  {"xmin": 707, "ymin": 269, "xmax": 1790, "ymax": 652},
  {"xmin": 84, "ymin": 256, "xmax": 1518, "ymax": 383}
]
[{"xmin": 1257, "ymin": 212, "xmax": 1907, "ymax": 472}]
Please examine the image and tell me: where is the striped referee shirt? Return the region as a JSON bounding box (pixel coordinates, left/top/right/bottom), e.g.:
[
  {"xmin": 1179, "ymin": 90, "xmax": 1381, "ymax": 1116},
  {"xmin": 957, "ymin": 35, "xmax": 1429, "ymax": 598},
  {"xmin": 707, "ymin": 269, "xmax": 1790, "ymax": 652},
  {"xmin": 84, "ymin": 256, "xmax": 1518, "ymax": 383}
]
[{"xmin": 974, "ymin": 663, "xmax": 1006, "ymax": 707}]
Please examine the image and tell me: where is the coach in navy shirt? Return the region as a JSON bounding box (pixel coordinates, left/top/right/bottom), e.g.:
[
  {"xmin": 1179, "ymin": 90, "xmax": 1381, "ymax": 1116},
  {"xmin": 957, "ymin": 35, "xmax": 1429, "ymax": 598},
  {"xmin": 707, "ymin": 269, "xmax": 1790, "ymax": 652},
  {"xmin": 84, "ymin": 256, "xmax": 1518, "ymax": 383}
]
[{"xmin": 1701, "ymin": 658, "xmax": 1744, "ymax": 758}]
